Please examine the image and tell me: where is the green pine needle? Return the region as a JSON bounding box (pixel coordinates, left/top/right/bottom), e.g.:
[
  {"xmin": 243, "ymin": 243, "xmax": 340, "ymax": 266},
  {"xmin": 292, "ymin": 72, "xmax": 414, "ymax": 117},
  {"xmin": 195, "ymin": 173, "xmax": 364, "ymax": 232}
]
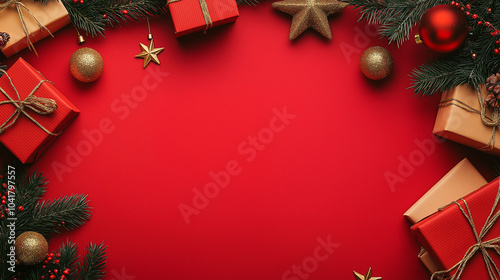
[{"xmin": 77, "ymin": 243, "xmax": 108, "ymax": 280}]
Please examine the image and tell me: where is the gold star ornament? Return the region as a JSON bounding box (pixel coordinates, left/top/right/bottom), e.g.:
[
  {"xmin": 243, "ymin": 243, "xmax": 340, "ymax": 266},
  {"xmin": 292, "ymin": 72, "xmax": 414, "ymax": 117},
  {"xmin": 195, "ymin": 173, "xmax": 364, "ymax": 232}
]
[
  {"xmin": 272, "ymin": 0, "xmax": 347, "ymax": 40},
  {"xmin": 353, "ymin": 268, "xmax": 382, "ymax": 280},
  {"xmin": 135, "ymin": 39, "xmax": 164, "ymax": 68}
]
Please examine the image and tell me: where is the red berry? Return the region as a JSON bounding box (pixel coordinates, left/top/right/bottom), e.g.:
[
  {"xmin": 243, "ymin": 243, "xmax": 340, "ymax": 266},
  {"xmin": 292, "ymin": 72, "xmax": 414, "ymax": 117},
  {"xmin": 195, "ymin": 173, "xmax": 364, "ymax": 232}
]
[
  {"xmin": 450, "ymin": 1, "xmax": 455, "ymax": 5},
  {"xmin": 50, "ymin": 253, "xmax": 54, "ymax": 257},
  {"xmin": 54, "ymin": 269, "xmax": 59, "ymax": 274},
  {"xmin": 50, "ymin": 275, "xmax": 55, "ymax": 279},
  {"xmin": 122, "ymin": 9, "xmax": 128, "ymax": 14},
  {"xmin": 55, "ymin": 259, "xmax": 60, "ymax": 264},
  {"xmin": 2, "ymin": 196, "xmax": 5, "ymax": 200},
  {"xmin": 56, "ymin": 253, "xmax": 61, "ymax": 258},
  {"xmin": 1, "ymin": 215, "xmax": 5, "ymax": 219},
  {"xmin": 472, "ymin": 53, "xmax": 477, "ymax": 59},
  {"xmin": 42, "ymin": 265, "xmax": 46, "ymax": 269},
  {"xmin": 494, "ymin": 49, "xmax": 499, "ymax": 54},
  {"xmin": 103, "ymin": 14, "xmax": 108, "ymax": 19},
  {"xmin": 41, "ymin": 276, "xmax": 45, "ymax": 279},
  {"xmin": 18, "ymin": 206, "xmax": 23, "ymax": 211},
  {"xmin": 466, "ymin": 4, "xmax": 471, "ymax": 9},
  {"xmin": 4, "ymin": 208, "xmax": 8, "ymax": 213},
  {"xmin": 2, "ymin": 183, "xmax": 6, "ymax": 188},
  {"xmin": 466, "ymin": 11, "xmax": 471, "ymax": 16},
  {"xmin": 478, "ymin": 21, "xmax": 482, "ymax": 25},
  {"xmin": 472, "ymin": 14, "xmax": 478, "ymax": 19},
  {"xmin": 73, "ymin": 0, "xmax": 77, "ymax": 2},
  {"xmin": 79, "ymin": 0, "xmax": 83, "ymax": 3},
  {"xmin": 63, "ymin": 269, "xmax": 70, "ymax": 275},
  {"xmin": 488, "ymin": 8, "xmax": 492, "ymax": 14},
  {"xmin": 47, "ymin": 257, "xmax": 53, "ymax": 261}
]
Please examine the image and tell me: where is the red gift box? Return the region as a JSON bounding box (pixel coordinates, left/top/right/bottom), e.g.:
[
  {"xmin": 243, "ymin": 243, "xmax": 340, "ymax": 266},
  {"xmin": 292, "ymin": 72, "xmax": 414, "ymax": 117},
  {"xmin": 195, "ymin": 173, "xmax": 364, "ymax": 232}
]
[
  {"xmin": 168, "ymin": 0, "xmax": 239, "ymax": 37},
  {"xmin": 412, "ymin": 178, "xmax": 500, "ymax": 279},
  {"xmin": 0, "ymin": 58, "xmax": 79, "ymax": 164}
]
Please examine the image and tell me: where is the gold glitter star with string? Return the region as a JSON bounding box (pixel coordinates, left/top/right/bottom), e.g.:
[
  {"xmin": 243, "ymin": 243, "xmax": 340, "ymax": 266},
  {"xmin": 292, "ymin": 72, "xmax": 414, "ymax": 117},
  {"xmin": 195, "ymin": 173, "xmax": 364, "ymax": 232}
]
[
  {"xmin": 353, "ymin": 268, "xmax": 382, "ymax": 280},
  {"xmin": 272, "ymin": 0, "xmax": 347, "ymax": 40},
  {"xmin": 135, "ymin": 17, "xmax": 164, "ymax": 68}
]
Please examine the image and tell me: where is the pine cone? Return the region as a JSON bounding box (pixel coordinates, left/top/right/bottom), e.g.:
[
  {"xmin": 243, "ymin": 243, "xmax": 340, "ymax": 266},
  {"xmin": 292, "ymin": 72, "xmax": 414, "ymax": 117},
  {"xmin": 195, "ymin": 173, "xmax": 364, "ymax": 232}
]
[
  {"xmin": 486, "ymin": 73, "xmax": 500, "ymax": 108},
  {"xmin": 0, "ymin": 32, "xmax": 10, "ymax": 48}
]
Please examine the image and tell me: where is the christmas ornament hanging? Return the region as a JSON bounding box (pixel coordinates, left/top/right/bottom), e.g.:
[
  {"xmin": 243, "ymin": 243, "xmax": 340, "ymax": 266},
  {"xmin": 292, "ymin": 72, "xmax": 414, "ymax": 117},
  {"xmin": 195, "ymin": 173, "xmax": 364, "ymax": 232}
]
[
  {"xmin": 415, "ymin": 4, "xmax": 468, "ymax": 53},
  {"xmin": 353, "ymin": 267, "xmax": 382, "ymax": 280},
  {"xmin": 272, "ymin": 0, "xmax": 347, "ymax": 40},
  {"xmin": 359, "ymin": 46, "xmax": 393, "ymax": 80},
  {"xmin": 15, "ymin": 231, "xmax": 49, "ymax": 266},
  {"xmin": 485, "ymin": 73, "xmax": 500, "ymax": 108},
  {"xmin": 0, "ymin": 32, "xmax": 10, "ymax": 48},
  {"xmin": 69, "ymin": 47, "xmax": 104, "ymax": 83},
  {"xmin": 135, "ymin": 17, "xmax": 164, "ymax": 68}
]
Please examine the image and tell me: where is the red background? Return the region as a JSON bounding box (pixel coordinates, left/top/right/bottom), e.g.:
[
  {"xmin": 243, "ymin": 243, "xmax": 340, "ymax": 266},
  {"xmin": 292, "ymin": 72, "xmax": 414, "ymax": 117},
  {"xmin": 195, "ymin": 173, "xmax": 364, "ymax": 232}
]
[{"xmin": 1, "ymin": 3, "xmax": 498, "ymax": 280}]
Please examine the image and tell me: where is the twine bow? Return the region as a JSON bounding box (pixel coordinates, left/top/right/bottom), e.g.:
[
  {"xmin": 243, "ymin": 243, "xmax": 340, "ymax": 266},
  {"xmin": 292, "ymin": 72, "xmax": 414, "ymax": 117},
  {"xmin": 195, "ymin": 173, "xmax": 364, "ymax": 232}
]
[
  {"xmin": 167, "ymin": 0, "xmax": 213, "ymax": 31},
  {"xmin": 0, "ymin": 0, "xmax": 54, "ymax": 56},
  {"xmin": 439, "ymin": 88, "xmax": 500, "ymax": 151},
  {"xmin": 0, "ymin": 69, "xmax": 58, "ymax": 136},
  {"xmin": 430, "ymin": 183, "xmax": 500, "ymax": 280}
]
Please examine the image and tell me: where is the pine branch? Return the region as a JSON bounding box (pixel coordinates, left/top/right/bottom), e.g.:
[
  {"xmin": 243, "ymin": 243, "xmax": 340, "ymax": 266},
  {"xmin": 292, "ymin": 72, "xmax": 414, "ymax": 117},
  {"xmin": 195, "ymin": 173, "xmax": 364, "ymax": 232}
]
[
  {"xmin": 76, "ymin": 243, "xmax": 108, "ymax": 280},
  {"xmin": 17, "ymin": 194, "xmax": 92, "ymax": 237},
  {"xmin": 61, "ymin": 0, "xmax": 168, "ymax": 37}
]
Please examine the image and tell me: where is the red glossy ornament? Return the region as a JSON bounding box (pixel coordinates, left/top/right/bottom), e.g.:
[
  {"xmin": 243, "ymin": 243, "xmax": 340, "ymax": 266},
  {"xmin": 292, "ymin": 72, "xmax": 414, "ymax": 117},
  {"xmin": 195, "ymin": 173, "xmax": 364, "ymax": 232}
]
[{"xmin": 418, "ymin": 5, "xmax": 468, "ymax": 53}]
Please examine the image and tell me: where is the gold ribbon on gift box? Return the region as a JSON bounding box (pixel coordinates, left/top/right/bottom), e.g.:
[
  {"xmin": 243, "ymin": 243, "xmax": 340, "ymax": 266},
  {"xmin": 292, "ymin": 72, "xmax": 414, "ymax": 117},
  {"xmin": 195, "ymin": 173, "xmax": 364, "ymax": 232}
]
[
  {"xmin": 167, "ymin": 0, "xmax": 214, "ymax": 31},
  {"xmin": 439, "ymin": 89, "xmax": 500, "ymax": 151},
  {"xmin": 0, "ymin": 0, "xmax": 54, "ymax": 56},
  {"xmin": 0, "ymin": 69, "xmax": 59, "ymax": 136},
  {"xmin": 430, "ymin": 182, "xmax": 500, "ymax": 280}
]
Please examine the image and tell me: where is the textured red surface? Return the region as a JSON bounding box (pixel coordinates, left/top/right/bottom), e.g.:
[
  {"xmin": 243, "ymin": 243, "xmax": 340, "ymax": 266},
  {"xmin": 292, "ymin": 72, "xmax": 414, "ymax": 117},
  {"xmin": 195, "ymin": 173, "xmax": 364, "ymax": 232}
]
[{"xmin": 1, "ymin": 3, "xmax": 499, "ymax": 280}]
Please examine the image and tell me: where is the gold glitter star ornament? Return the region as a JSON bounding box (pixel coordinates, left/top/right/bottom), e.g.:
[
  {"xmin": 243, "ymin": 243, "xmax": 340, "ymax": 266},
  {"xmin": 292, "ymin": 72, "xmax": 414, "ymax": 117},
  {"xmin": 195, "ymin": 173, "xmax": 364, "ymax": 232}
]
[
  {"xmin": 353, "ymin": 268, "xmax": 382, "ymax": 280},
  {"xmin": 135, "ymin": 39, "xmax": 164, "ymax": 68},
  {"xmin": 272, "ymin": 0, "xmax": 347, "ymax": 40}
]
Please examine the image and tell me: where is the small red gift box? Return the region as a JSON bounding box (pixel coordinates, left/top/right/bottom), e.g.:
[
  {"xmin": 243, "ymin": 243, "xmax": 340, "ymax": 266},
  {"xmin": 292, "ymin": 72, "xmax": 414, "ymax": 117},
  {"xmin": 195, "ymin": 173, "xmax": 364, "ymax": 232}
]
[
  {"xmin": 412, "ymin": 178, "xmax": 500, "ymax": 279},
  {"xmin": 0, "ymin": 58, "xmax": 79, "ymax": 164},
  {"xmin": 168, "ymin": 0, "xmax": 239, "ymax": 37}
]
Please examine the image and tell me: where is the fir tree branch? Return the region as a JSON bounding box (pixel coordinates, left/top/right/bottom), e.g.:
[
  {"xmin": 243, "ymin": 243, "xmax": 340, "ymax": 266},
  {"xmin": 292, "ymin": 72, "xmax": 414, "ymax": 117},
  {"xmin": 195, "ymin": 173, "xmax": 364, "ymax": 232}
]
[
  {"xmin": 76, "ymin": 243, "xmax": 108, "ymax": 280},
  {"xmin": 17, "ymin": 194, "xmax": 92, "ymax": 237}
]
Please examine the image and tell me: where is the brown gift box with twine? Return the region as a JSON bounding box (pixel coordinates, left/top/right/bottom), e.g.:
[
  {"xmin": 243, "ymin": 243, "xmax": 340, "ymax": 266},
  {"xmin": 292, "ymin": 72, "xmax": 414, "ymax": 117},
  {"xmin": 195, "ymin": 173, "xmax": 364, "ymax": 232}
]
[
  {"xmin": 433, "ymin": 84, "xmax": 500, "ymax": 156},
  {"xmin": 0, "ymin": 0, "xmax": 70, "ymax": 57},
  {"xmin": 404, "ymin": 158, "xmax": 487, "ymax": 275}
]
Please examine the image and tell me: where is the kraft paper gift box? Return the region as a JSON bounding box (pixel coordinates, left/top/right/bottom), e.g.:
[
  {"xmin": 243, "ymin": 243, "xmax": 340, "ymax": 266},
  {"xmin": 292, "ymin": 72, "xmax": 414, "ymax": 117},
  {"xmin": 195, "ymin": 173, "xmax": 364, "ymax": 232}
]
[
  {"xmin": 0, "ymin": 58, "xmax": 79, "ymax": 164},
  {"xmin": 412, "ymin": 178, "xmax": 500, "ymax": 279},
  {"xmin": 404, "ymin": 158, "xmax": 487, "ymax": 274},
  {"xmin": 168, "ymin": 0, "xmax": 239, "ymax": 37},
  {"xmin": 0, "ymin": 0, "xmax": 70, "ymax": 57},
  {"xmin": 433, "ymin": 84, "xmax": 500, "ymax": 156}
]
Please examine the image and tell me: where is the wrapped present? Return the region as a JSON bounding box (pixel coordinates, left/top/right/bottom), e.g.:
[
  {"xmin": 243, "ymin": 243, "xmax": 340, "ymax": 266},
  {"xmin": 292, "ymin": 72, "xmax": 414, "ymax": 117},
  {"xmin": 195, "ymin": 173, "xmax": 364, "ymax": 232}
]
[
  {"xmin": 433, "ymin": 85, "xmax": 500, "ymax": 156},
  {"xmin": 404, "ymin": 158, "xmax": 487, "ymax": 224},
  {"xmin": 404, "ymin": 158, "xmax": 487, "ymax": 275},
  {"xmin": 412, "ymin": 178, "xmax": 500, "ymax": 280},
  {"xmin": 0, "ymin": 0, "xmax": 70, "ymax": 57},
  {"xmin": 0, "ymin": 58, "xmax": 79, "ymax": 164},
  {"xmin": 168, "ymin": 0, "xmax": 239, "ymax": 37}
]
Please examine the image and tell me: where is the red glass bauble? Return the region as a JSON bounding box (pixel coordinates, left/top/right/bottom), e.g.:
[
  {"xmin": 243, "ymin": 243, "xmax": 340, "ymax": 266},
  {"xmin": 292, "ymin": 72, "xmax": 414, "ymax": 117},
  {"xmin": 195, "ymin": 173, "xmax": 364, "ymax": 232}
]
[{"xmin": 418, "ymin": 5, "xmax": 468, "ymax": 53}]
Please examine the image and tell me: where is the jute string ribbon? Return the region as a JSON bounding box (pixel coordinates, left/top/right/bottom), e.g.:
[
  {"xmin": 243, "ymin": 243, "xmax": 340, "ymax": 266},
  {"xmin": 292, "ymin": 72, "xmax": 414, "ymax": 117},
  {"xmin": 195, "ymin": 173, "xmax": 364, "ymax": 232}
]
[
  {"xmin": 0, "ymin": 0, "xmax": 54, "ymax": 56},
  {"xmin": 439, "ymin": 88, "xmax": 500, "ymax": 151},
  {"xmin": 167, "ymin": 0, "xmax": 213, "ymax": 31},
  {"xmin": 430, "ymin": 182, "xmax": 500, "ymax": 280},
  {"xmin": 0, "ymin": 69, "xmax": 58, "ymax": 136}
]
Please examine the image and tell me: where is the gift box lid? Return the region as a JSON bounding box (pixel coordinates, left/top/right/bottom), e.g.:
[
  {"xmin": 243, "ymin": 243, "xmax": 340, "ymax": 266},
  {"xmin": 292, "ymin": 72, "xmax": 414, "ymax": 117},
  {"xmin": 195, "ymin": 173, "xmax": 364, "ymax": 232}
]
[
  {"xmin": 411, "ymin": 177, "xmax": 500, "ymax": 279},
  {"xmin": 0, "ymin": 58, "xmax": 79, "ymax": 163},
  {"xmin": 404, "ymin": 158, "xmax": 487, "ymax": 224}
]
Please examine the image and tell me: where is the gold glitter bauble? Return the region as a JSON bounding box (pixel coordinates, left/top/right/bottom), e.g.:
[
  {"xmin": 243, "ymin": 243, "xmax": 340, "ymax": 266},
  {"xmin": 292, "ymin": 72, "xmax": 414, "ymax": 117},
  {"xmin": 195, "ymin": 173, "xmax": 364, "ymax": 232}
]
[
  {"xmin": 359, "ymin": 46, "xmax": 393, "ymax": 80},
  {"xmin": 69, "ymin": 47, "xmax": 104, "ymax": 83},
  {"xmin": 15, "ymin": 231, "xmax": 48, "ymax": 266}
]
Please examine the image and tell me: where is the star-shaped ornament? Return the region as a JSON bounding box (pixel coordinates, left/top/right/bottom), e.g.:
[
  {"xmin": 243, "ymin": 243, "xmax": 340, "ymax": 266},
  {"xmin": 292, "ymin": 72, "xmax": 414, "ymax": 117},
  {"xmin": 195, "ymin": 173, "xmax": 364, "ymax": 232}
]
[
  {"xmin": 272, "ymin": 0, "xmax": 347, "ymax": 40},
  {"xmin": 135, "ymin": 39, "xmax": 164, "ymax": 68},
  {"xmin": 353, "ymin": 268, "xmax": 382, "ymax": 280}
]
